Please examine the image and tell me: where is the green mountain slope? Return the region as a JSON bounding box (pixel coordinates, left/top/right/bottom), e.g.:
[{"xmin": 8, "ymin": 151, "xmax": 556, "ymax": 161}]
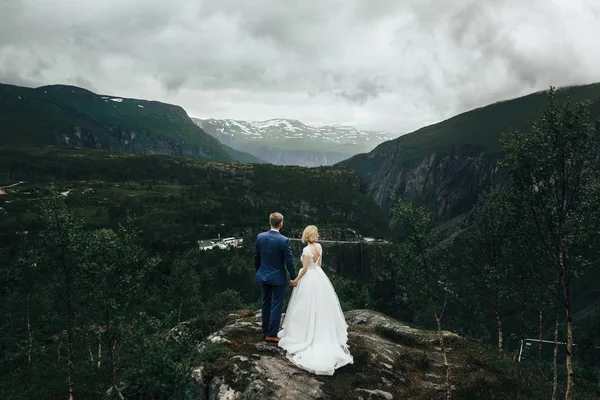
[
  {"xmin": 0, "ymin": 83, "xmax": 259, "ymax": 163},
  {"xmin": 339, "ymin": 83, "xmax": 600, "ymax": 220}
]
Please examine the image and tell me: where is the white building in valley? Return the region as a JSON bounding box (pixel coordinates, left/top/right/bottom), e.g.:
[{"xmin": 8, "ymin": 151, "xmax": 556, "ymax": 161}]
[
  {"xmin": 198, "ymin": 237, "xmax": 244, "ymax": 251},
  {"xmin": 197, "ymin": 240, "xmax": 216, "ymax": 251}
]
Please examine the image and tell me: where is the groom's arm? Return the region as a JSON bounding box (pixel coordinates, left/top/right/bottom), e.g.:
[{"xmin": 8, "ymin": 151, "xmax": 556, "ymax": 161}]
[
  {"xmin": 254, "ymin": 236, "xmax": 261, "ymax": 271},
  {"xmin": 284, "ymin": 239, "xmax": 297, "ymax": 280}
]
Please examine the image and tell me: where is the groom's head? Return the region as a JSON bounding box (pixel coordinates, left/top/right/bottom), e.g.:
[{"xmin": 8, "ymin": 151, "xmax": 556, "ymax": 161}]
[{"xmin": 269, "ymin": 212, "xmax": 284, "ymax": 230}]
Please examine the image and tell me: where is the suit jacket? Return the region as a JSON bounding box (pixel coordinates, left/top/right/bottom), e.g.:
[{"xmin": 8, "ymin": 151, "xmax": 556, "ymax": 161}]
[{"xmin": 254, "ymin": 230, "xmax": 297, "ymax": 286}]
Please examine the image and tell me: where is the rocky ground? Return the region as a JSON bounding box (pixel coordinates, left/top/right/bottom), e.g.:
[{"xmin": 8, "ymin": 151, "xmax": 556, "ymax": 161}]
[{"xmin": 176, "ymin": 309, "xmax": 501, "ymax": 400}]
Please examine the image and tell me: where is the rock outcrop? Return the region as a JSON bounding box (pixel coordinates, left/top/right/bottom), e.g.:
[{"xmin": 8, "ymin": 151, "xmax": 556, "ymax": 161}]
[
  {"xmin": 183, "ymin": 309, "xmax": 497, "ymax": 400},
  {"xmin": 341, "ymin": 145, "xmax": 503, "ymax": 223}
]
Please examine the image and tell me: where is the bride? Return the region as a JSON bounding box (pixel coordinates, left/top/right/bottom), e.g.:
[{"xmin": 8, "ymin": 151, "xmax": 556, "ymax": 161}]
[{"xmin": 277, "ymin": 225, "xmax": 353, "ymax": 375}]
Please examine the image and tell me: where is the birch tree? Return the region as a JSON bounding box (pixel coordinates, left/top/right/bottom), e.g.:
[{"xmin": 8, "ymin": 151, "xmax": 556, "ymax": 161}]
[
  {"xmin": 394, "ymin": 199, "xmax": 455, "ymax": 400},
  {"xmin": 502, "ymin": 87, "xmax": 600, "ymax": 400}
]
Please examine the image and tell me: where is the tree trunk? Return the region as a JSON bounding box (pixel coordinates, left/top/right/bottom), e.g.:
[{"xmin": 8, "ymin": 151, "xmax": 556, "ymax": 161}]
[
  {"xmin": 106, "ymin": 309, "xmax": 125, "ymax": 400},
  {"xmin": 63, "ymin": 261, "xmax": 75, "ymax": 400},
  {"xmin": 56, "ymin": 214, "xmax": 75, "ymax": 400},
  {"xmin": 538, "ymin": 310, "xmax": 544, "ymax": 360},
  {"xmin": 178, "ymin": 300, "xmax": 183, "ymax": 325},
  {"xmin": 564, "ymin": 296, "xmax": 574, "ymax": 400},
  {"xmin": 434, "ymin": 310, "xmax": 452, "ymax": 400},
  {"xmin": 493, "ymin": 293, "xmax": 503, "ymax": 354},
  {"xmin": 26, "ymin": 304, "xmax": 33, "ymax": 365},
  {"xmin": 552, "ymin": 311, "xmax": 559, "ymax": 400},
  {"xmin": 97, "ymin": 332, "xmax": 102, "ymax": 371},
  {"xmin": 559, "ymin": 244, "xmax": 574, "ymax": 400},
  {"xmin": 519, "ymin": 278, "xmax": 528, "ymax": 346},
  {"xmin": 25, "ymin": 302, "xmax": 33, "ymax": 392}
]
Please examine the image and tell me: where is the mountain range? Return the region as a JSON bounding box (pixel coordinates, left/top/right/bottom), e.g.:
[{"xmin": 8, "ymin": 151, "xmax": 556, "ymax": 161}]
[
  {"xmin": 3, "ymin": 80, "xmax": 600, "ymax": 223},
  {"xmin": 193, "ymin": 117, "xmax": 398, "ymax": 166}
]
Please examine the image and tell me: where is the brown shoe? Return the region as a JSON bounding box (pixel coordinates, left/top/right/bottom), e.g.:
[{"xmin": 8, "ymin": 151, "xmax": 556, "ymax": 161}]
[{"xmin": 265, "ymin": 336, "xmax": 280, "ymax": 343}]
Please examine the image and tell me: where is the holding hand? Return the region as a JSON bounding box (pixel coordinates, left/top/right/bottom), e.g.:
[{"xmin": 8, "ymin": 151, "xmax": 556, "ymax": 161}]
[{"xmin": 290, "ymin": 279, "xmax": 298, "ymax": 287}]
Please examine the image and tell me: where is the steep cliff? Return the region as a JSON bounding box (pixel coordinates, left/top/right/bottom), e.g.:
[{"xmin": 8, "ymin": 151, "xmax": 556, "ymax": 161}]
[
  {"xmin": 339, "ymin": 84, "xmax": 600, "ymax": 221},
  {"xmin": 347, "ymin": 145, "xmax": 502, "ymax": 221}
]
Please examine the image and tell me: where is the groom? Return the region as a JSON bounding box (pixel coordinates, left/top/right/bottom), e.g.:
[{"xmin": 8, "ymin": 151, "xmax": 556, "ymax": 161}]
[{"xmin": 254, "ymin": 212, "xmax": 297, "ymax": 343}]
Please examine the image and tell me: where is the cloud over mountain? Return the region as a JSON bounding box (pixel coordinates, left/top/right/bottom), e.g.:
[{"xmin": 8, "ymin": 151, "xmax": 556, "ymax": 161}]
[{"xmin": 1, "ymin": 0, "xmax": 599, "ymax": 132}]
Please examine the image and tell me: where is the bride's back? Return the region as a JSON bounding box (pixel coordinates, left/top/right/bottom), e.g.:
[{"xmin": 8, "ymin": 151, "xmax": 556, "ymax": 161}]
[{"xmin": 303, "ymin": 243, "xmax": 322, "ymax": 266}]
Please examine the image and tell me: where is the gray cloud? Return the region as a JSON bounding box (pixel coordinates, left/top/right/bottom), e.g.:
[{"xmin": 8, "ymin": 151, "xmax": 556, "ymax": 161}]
[{"xmin": 1, "ymin": 0, "xmax": 599, "ymax": 133}]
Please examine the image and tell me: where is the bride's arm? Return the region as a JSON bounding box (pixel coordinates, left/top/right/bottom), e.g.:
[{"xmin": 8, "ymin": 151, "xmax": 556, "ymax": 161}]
[{"xmin": 292, "ymin": 254, "xmax": 309, "ymax": 284}]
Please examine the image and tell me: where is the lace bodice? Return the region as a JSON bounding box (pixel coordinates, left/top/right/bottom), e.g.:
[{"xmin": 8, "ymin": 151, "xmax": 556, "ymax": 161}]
[{"xmin": 302, "ymin": 244, "xmax": 322, "ymax": 269}]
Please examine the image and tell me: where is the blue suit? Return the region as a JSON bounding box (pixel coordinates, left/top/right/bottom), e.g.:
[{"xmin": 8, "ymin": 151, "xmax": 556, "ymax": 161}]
[{"xmin": 254, "ymin": 229, "xmax": 296, "ymax": 336}]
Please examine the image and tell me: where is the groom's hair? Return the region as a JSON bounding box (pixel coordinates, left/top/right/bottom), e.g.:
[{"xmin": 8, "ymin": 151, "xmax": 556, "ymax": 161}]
[{"xmin": 269, "ymin": 212, "xmax": 284, "ymax": 228}]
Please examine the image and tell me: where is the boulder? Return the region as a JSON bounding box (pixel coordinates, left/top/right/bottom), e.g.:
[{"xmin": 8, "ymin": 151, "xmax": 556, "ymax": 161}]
[{"xmin": 189, "ymin": 309, "xmax": 489, "ymax": 399}]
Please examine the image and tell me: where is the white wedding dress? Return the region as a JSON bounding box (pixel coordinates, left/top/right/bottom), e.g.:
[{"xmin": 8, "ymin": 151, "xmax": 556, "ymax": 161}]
[{"xmin": 278, "ymin": 244, "xmax": 353, "ymax": 375}]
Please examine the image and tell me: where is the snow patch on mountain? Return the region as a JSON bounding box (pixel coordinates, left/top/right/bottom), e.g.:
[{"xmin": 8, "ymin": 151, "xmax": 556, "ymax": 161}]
[{"xmin": 192, "ymin": 118, "xmax": 399, "ymax": 146}]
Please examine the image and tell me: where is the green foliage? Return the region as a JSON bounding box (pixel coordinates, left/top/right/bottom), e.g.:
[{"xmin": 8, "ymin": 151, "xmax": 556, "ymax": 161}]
[
  {"xmin": 392, "ymin": 197, "xmax": 455, "ymax": 397},
  {"xmin": 468, "ymin": 190, "xmax": 514, "ymax": 289},
  {"xmin": 489, "ymin": 88, "xmax": 600, "ymax": 398},
  {"xmin": 330, "ymin": 275, "xmax": 373, "ymax": 310},
  {"xmin": 122, "ymin": 330, "xmax": 204, "ymax": 400},
  {"xmin": 454, "ymin": 342, "xmax": 600, "ymax": 400},
  {"xmin": 465, "ymin": 189, "xmax": 523, "ymax": 350},
  {"xmin": 0, "ymin": 146, "xmax": 389, "ymax": 255},
  {"xmin": 207, "ymin": 290, "xmax": 244, "ymax": 314},
  {"xmin": 0, "ymin": 198, "xmax": 257, "ymax": 399},
  {"xmin": 501, "ymin": 89, "xmax": 600, "ymax": 309},
  {"xmin": 198, "ymin": 343, "xmax": 233, "ymax": 364},
  {"xmin": 393, "ymin": 198, "xmax": 456, "ymax": 328},
  {"xmin": 577, "ymin": 310, "xmax": 600, "ymax": 367},
  {"xmin": 501, "ymin": 89, "xmax": 600, "ymax": 291}
]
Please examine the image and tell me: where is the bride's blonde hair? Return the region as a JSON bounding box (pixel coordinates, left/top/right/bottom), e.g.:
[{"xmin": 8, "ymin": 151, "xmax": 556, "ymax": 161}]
[{"xmin": 301, "ymin": 225, "xmax": 319, "ymax": 244}]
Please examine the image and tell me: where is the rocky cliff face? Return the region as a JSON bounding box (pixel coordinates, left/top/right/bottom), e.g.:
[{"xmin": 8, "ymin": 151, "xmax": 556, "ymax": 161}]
[
  {"xmin": 341, "ymin": 145, "xmax": 504, "ymax": 222},
  {"xmin": 178, "ymin": 309, "xmax": 504, "ymax": 400},
  {"xmin": 59, "ymin": 125, "xmax": 218, "ymax": 159}
]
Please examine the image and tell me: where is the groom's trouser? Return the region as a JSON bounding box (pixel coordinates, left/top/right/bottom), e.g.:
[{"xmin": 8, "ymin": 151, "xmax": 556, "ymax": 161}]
[{"xmin": 261, "ymin": 283, "xmax": 287, "ymax": 337}]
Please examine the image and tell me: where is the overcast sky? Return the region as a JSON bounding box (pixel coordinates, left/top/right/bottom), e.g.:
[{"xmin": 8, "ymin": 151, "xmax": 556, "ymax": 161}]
[{"xmin": 1, "ymin": 0, "xmax": 599, "ymax": 133}]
